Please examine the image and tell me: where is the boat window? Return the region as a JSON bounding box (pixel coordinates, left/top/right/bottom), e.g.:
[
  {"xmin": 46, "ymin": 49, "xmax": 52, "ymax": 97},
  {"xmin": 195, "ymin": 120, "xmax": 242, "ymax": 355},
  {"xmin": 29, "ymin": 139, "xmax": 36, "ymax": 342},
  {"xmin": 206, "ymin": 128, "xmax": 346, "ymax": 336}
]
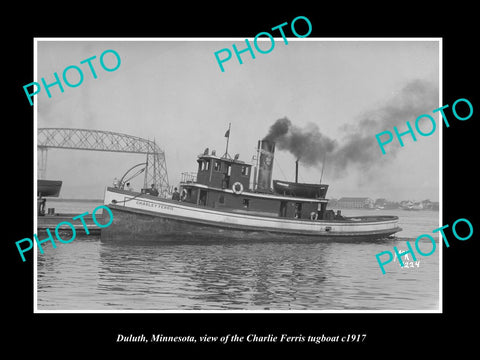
[
  {"xmin": 243, "ymin": 198, "xmax": 250, "ymax": 209},
  {"xmin": 205, "ymin": 160, "xmax": 211, "ymax": 171},
  {"xmin": 214, "ymin": 160, "xmax": 221, "ymax": 172},
  {"xmin": 241, "ymin": 166, "xmax": 249, "ymax": 176},
  {"xmin": 219, "ymin": 194, "xmax": 225, "ymax": 204},
  {"xmin": 226, "ymin": 163, "xmax": 232, "ymax": 176}
]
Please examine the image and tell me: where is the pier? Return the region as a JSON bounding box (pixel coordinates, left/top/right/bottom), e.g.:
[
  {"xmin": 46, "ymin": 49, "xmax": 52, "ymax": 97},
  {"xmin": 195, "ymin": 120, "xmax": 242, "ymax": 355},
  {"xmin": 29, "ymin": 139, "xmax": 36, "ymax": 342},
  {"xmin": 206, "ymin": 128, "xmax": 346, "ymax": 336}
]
[{"xmin": 37, "ymin": 213, "xmax": 101, "ymax": 235}]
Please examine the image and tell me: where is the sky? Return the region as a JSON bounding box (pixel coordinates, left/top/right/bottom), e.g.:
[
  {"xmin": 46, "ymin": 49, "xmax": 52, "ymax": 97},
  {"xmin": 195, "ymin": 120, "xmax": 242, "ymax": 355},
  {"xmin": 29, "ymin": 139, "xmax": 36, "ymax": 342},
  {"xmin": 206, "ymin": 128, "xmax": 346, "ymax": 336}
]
[{"xmin": 36, "ymin": 39, "xmax": 440, "ymax": 201}]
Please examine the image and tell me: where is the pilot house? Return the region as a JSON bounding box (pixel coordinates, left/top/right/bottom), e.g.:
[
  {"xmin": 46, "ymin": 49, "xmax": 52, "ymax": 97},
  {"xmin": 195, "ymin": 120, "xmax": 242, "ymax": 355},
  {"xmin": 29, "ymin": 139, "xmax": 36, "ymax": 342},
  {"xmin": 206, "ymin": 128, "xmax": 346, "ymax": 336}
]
[{"xmin": 179, "ymin": 140, "xmax": 329, "ymax": 220}]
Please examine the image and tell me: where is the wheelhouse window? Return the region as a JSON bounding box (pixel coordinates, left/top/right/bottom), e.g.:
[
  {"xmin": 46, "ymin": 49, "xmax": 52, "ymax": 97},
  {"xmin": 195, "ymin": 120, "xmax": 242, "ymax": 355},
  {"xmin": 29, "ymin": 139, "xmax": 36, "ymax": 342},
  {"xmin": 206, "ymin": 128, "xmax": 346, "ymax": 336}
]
[
  {"xmin": 214, "ymin": 160, "xmax": 221, "ymax": 172},
  {"xmin": 198, "ymin": 159, "xmax": 211, "ymax": 171},
  {"xmin": 241, "ymin": 166, "xmax": 249, "ymax": 176}
]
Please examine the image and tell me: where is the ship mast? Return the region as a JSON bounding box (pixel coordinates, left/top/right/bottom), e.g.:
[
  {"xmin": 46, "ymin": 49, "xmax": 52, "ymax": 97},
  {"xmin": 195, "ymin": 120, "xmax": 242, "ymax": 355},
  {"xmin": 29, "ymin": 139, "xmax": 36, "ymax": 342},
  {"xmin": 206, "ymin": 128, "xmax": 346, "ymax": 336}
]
[{"xmin": 222, "ymin": 123, "xmax": 232, "ymax": 159}]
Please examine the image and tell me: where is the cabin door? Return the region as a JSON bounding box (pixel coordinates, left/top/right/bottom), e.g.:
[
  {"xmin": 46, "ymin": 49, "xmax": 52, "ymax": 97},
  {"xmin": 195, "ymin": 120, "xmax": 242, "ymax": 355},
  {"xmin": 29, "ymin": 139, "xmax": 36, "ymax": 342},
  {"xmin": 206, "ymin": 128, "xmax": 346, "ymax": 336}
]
[
  {"xmin": 198, "ymin": 190, "xmax": 208, "ymax": 206},
  {"xmin": 280, "ymin": 201, "xmax": 287, "ymax": 217},
  {"xmin": 294, "ymin": 202, "xmax": 302, "ymax": 219},
  {"xmin": 222, "ymin": 164, "xmax": 231, "ymax": 189}
]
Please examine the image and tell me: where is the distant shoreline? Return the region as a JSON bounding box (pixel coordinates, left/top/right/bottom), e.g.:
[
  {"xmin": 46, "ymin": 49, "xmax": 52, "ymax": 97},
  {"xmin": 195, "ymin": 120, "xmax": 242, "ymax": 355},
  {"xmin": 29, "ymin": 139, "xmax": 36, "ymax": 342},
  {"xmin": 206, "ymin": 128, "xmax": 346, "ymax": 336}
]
[
  {"xmin": 48, "ymin": 198, "xmax": 103, "ymax": 202},
  {"xmin": 47, "ymin": 198, "xmax": 439, "ymax": 211}
]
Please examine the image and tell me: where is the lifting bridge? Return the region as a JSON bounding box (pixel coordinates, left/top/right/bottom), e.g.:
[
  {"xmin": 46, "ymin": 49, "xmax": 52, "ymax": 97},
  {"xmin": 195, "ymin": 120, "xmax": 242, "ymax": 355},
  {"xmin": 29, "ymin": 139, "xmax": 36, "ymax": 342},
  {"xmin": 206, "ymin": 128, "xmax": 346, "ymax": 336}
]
[{"xmin": 37, "ymin": 128, "xmax": 170, "ymax": 194}]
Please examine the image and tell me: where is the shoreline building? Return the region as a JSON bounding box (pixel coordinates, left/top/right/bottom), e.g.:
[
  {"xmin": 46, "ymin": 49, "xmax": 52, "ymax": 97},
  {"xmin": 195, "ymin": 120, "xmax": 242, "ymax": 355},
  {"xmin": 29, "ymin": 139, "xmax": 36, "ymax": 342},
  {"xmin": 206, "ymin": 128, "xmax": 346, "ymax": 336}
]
[{"xmin": 337, "ymin": 197, "xmax": 374, "ymax": 209}]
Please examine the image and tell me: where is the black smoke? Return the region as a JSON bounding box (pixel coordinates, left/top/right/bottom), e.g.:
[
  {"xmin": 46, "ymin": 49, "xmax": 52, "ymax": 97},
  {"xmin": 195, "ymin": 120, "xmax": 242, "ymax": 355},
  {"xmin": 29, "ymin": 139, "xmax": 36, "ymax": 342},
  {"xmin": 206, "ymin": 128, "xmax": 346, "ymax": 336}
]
[
  {"xmin": 263, "ymin": 79, "xmax": 438, "ymax": 178},
  {"xmin": 263, "ymin": 117, "xmax": 337, "ymax": 165}
]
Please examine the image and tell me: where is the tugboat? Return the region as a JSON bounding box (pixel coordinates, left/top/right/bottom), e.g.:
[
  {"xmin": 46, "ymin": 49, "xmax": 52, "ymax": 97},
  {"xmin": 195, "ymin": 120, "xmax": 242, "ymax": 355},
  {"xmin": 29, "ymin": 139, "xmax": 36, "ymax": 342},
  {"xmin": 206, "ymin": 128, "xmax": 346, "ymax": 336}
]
[{"xmin": 101, "ymin": 137, "xmax": 401, "ymax": 241}]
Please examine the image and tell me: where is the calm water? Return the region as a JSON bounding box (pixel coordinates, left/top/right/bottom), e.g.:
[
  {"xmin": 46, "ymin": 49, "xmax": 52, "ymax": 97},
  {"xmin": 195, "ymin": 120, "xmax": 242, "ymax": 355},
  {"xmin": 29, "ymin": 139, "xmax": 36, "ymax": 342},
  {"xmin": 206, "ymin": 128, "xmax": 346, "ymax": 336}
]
[{"xmin": 37, "ymin": 200, "xmax": 440, "ymax": 311}]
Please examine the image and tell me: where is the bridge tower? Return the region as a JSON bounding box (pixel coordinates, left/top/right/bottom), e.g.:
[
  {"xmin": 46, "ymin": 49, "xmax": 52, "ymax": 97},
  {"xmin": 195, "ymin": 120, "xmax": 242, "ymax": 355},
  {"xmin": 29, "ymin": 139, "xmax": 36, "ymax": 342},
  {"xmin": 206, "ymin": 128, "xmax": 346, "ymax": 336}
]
[{"xmin": 37, "ymin": 128, "xmax": 170, "ymax": 195}]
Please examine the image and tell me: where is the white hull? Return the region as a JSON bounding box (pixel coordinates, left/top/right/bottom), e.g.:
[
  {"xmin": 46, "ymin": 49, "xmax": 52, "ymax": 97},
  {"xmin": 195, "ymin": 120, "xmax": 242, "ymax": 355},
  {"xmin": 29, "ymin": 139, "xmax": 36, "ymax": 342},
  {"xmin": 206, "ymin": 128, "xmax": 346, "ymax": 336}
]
[{"xmin": 102, "ymin": 187, "xmax": 401, "ymax": 240}]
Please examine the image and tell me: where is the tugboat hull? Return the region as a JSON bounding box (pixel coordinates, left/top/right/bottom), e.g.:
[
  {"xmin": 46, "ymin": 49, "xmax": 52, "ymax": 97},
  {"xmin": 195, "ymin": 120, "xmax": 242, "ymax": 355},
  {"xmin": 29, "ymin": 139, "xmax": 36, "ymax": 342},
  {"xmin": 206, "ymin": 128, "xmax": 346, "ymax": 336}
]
[{"xmin": 101, "ymin": 188, "xmax": 401, "ymax": 242}]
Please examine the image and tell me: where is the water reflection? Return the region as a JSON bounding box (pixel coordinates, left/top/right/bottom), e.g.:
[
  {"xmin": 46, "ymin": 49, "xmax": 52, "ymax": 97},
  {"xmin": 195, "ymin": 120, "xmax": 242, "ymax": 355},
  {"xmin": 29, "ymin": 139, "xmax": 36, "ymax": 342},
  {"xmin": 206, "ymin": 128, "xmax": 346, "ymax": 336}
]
[
  {"xmin": 36, "ymin": 232, "xmax": 439, "ymax": 311},
  {"xmin": 97, "ymin": 238, "xmax": 329, "ymax": 310}
]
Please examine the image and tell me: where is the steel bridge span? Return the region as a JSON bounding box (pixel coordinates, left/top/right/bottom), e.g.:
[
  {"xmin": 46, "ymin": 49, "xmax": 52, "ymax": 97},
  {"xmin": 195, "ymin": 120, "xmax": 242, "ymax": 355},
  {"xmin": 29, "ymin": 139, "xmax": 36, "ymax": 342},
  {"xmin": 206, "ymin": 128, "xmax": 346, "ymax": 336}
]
[{"xmin": 37, "ymin": 127, "xmax": 169, "ymax": 194}]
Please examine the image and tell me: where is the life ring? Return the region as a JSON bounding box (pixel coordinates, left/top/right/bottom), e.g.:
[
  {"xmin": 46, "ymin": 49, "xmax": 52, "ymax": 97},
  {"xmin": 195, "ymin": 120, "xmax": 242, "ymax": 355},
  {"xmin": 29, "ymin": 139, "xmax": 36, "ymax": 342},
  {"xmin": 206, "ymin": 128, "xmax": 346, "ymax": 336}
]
[
  {"xmin": 310, "ymin": 211, "xmax": 318, "ymax": 221},
  {"xmin": 180, "ymin": 189, "xmax": 188, "ymax": 201},
  {"xmin": 232, "ymin": 182, "xmax": 243, "ymax": 195}
]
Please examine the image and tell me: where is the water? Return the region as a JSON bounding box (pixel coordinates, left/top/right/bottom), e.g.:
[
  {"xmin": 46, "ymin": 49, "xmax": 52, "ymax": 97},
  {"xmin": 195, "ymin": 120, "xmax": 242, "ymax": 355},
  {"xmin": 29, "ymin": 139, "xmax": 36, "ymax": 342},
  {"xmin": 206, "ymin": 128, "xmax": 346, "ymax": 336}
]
[{"xmin": 36, "ymin": 201, "xmax": 440, "ymax": 311}]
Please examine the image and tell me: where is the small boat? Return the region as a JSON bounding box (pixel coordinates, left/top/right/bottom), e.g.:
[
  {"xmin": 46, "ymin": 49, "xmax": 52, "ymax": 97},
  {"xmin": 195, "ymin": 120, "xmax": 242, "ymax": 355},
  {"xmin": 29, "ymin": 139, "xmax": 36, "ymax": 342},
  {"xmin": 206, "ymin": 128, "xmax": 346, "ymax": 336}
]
[
  {"xmin": 37, "ymin": 179, "xmax": 63, "ymax": 216},
  {"xmin": 101, "ymin": 138, "xmax": 401, "ymax": 241},
  {"xmin": 273, "ymin": 180, "xmax": 328, "ymax": 199},
  {"xmin": 38, "ymin": 179, "xmax": 62, "ymax": 197}
]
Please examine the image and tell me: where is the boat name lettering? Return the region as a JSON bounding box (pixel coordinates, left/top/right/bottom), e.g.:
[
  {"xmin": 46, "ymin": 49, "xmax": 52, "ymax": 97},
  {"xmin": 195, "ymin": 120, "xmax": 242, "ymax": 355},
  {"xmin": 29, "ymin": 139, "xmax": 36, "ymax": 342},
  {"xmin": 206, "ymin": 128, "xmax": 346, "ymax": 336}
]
[
  {"xmin": 214, "ymin": 16, "xmax": 312, "ymax": 72},
  {"xmin": 375, "ymin": 98, "xmax": 473, "ymax": 155},
  {"xmin": 375, "ymin": 217, "xmax": 473, "ymax": 274},
  {"xmin": 15, "ymin": 205, "xmax": 114, "ymax": 262},
  {"xmin": 23, "ymin": 49, "xmax": 121, "ymax": 106},
  {"xmin": 136, "ymin": 200, "xmax": 174, "ymax": 211}
]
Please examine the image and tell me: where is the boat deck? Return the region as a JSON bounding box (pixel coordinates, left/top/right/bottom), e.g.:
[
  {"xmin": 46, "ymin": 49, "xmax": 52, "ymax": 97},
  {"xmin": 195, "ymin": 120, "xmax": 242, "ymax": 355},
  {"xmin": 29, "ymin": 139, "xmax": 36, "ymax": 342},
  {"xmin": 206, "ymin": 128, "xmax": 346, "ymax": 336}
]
[{"xmin": 108, "ymin": 188, "xmax": 398, "ymax": 223}]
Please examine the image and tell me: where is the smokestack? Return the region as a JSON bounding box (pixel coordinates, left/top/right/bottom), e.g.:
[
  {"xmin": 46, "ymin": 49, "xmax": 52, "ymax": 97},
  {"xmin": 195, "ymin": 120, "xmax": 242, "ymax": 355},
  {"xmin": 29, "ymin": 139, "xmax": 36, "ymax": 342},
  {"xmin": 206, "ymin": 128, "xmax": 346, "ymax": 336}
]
[
  {"xmin": 295, "ymin": 159, "xmax": 299, "ymax": 183},
  {"xmin": 257, "ymin": 139, "xmax": 275, "ymax": 192}
]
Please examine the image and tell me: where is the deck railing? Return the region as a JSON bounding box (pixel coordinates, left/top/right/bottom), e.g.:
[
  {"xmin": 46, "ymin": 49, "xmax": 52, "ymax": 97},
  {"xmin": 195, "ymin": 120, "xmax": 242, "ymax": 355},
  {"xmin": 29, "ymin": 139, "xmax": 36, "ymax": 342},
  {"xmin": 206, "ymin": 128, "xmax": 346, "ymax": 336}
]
[{"xmin": 181, "ymin": 172, "xmax": 197, "ymax": 183}]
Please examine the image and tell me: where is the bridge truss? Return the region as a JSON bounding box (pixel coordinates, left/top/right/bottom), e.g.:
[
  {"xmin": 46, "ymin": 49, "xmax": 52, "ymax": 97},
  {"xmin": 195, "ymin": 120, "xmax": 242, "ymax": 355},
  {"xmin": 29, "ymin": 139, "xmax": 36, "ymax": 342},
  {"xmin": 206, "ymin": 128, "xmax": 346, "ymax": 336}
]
[{"xmin": 37, "ymin": 128, "xmax": 170, "ymax": 194}]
